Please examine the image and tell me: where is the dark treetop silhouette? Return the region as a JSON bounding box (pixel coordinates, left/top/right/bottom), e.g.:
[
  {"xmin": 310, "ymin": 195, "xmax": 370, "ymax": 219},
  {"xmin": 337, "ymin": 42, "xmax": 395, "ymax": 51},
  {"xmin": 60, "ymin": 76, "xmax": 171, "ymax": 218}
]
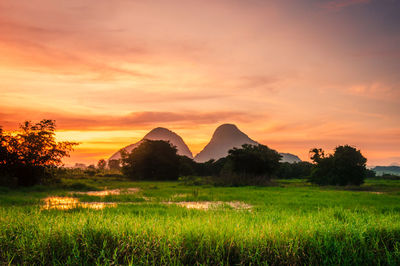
[{"xmin": 0, "ymin": 120, "xmax": 77, "ymax": 186}]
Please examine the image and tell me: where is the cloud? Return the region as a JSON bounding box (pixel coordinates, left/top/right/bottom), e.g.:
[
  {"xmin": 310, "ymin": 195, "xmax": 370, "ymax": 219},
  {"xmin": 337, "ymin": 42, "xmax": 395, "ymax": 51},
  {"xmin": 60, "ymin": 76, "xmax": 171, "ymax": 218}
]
[
  {"xmin": 347, "ymin": 82, "xmax": 400, "ymax": 100},
  {"xmin": 0, "ymin": 19, "xmax": 152, "ymax": 79},
  {"xmin": 0, "ymin": 109, "xmax": 257, "ymax": 131},
  {"xmin": 321, "ymin": 0, "xmax": 370, "ymax": 11},
  {"xmin": 0, "ymin": 9, "xmax": 213, "ymax": 81}
]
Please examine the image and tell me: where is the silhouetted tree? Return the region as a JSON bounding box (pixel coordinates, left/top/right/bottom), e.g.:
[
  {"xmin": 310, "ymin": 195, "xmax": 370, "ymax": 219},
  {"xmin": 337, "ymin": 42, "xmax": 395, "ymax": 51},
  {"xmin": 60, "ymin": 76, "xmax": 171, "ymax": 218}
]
[
  {"xmin": 366, "ymin": 169, "xmax": 376, "ymax": 178},
  {"xmin": 178, "ymin": 155, "xmax": 197, "ymax": 176},
  {"xmin": 0, "ymin": 127, "xmax": 15, "ymax": 186},
  {"xmin": 84, "ymin": 164, "xmax": 97, "ymax": 177},
  {"xmin": 217, "ymin": 144, "xmax": 281, "ymax": 185},
  {"xmin": 309, "ymin": 148, "xmax": 325, "ymax": 163},
  {"xmin": 0, "ymin": 127, "xmax": 10, "ymax": 164},
  {"xmin": 227, "ymin": 144, "xmax": 281, "ymax": 176},
  {"xmin": 207, "ymin": 158, "xmax": 228, "ymax": 176},
  {"xmin": 108, "ymin": 159, "xmax": 121, "ymax": 171},
  {"xmin": 97, "ymin": 159, "xmax": 107, "ymax": 170},
  {"xmin": 0, "ymin": 120, "xmax": 77, "ymax": 186},
  {"xmin": 309, "ymin": 145, "xmax": 367, "ymax": 186},
  {"xmin": 121, "ymin": 139, "xmax": 180, "ymax": 180},
  {"xmin": 277, "ymin": 161, "xmax": 313, "ymax": 179}
]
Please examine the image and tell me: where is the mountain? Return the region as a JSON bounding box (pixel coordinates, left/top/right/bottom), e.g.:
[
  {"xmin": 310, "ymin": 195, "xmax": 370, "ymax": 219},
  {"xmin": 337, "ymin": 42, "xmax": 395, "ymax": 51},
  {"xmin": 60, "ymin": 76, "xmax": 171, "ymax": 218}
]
[
  {"xmin": 280, "ymin": 153, "xmax": 302, "ymax": 163},
  {"xmin": 109, "ymin": 124, "xmax": 302, "ymax": 164},
  {"xmin": 194, "ymin": 124, "xmax": 257, "ymax": 162},
  {"xmin": 108, "ymin": 127, "xmax": 193, "ymax": 161},
  {"xmin": 372, "ymin": 166, "xmax": 400, "ymax": 176},
  {"xmin": 194, "ymin": 123, "xmax": 301, "ymax": 163}
]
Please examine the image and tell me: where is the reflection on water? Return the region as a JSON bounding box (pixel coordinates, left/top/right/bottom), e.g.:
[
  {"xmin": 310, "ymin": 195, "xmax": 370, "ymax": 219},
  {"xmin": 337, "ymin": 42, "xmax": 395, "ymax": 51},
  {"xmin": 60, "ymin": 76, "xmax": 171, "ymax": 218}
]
[
  {"xmin": 42, "ymin": 197, "xmax": 79, "ymax": 210},
  {"xmin": 41, "ymin": 197, "xmax": 251, "ymax": 211},
  {"xmin": 175, "ymin": 201, "xmax": 213, "ymax": 210},
  {"xmin": 41, "ymin": 197, "xmax": 117, "ymax": 210},
  {"xmin": 165, "ymin": 201, "xmax": 252, "ymax": 210},
  {"xmin": 71, "ymin": 188, "xmax": 139, "ymax": 196},
  {"xmin": 79, "ymin": 202, "xmax": 117, "ymax": 209}
]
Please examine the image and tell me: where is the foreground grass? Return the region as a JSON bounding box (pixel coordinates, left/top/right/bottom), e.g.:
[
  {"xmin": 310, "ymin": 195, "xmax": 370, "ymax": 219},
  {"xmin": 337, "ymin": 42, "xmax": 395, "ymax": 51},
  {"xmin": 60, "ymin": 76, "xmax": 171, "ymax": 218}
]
[{"xmin": 1, "ymin": 178, "xmax": 400, "ymax": 265}]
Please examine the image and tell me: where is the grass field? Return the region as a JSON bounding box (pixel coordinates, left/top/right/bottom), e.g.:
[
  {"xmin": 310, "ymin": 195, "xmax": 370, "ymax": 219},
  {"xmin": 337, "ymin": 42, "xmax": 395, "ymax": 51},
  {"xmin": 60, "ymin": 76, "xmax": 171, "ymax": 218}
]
[{"xmin": 1, "ymin": 177, "xmax": 400, "ymax": 265}]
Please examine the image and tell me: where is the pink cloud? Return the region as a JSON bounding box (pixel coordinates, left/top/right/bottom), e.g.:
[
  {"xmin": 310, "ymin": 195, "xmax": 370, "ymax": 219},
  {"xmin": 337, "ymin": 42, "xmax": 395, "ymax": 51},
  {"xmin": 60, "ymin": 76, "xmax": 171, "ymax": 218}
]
[
  {"xmin": 0, "ymin": 109, "xmax": 257, "ymax": 131},
  {"xmin": 0, "ymin": 20, "xmax": 151, "ymax": 79}
]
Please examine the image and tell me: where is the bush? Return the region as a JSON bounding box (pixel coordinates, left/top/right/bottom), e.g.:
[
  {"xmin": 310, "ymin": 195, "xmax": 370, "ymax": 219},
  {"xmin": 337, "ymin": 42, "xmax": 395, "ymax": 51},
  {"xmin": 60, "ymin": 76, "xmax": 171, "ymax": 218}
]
[
  {"xmin": 379, "ymin": 174, "xmax": 400, "ymax": 180},
  {"xmin": 63, "ymin": 181, "xmax": 99, "ymax": 191},
  {"xmin": 215, "ymin": 173, "xmax": 273, "ymax": 186},
  {"xmin": 178, "ymin": 176, "xmax": 213, "ymax": 186}
]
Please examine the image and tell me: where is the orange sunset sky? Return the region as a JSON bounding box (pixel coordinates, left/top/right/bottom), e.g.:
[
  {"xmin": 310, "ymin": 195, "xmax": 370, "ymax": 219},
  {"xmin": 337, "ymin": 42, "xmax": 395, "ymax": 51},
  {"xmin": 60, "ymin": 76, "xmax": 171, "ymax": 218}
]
[{"xmin": 0, "ymin": 0, "xmax": 399, "ymax": 166}]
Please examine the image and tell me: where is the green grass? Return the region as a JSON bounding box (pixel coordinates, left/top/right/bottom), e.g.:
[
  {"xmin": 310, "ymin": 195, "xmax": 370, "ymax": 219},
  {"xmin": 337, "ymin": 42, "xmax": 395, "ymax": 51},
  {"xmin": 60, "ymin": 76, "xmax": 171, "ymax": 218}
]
[{"xmin": 1, "ymin": 178, "xmax": 400, "ymax": 265}]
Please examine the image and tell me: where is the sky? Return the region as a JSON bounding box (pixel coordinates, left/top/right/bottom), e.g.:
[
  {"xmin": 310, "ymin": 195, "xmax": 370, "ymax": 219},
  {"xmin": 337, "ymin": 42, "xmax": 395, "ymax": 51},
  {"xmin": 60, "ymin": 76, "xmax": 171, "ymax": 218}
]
[{"xmin": 0, "ymin": 0, "xmax": 399, "ymax": 166}]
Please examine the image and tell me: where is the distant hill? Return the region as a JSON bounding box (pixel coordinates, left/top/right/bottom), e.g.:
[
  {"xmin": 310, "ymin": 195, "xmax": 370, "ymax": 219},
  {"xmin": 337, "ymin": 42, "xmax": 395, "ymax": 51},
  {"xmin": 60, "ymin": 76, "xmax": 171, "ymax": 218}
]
[
  {"xmin": 194, "ymin": 124, "xmax": 257, "ymax": 162},
  {"xmin": 280, "ymin": 153, "xmax": 302, "ymax": 163},
  {"xmin": 372, "ymin": 166, "xmax": 400, "ymax": 176},
  {"xmin": 194, "ymin": 123, "xmax": 301, "ymax": 163},
  {"xmin": 108, "ymin": 127, "xmax": 193, "ymax": 161}
]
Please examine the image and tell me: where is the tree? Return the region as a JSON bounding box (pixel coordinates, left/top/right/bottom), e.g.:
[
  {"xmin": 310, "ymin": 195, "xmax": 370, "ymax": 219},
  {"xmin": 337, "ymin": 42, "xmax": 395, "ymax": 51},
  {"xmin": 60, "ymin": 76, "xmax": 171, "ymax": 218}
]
[
  {"xmin": 97, "ymin": 159, "xmax": 107, "ymax": 170},
  {"xmin": 366, "ymin": 168, "xmax": 376, "ymax": 178},
  {"xmin": 178, "ymin": 155, "xmax": 197, "ymax": 176},
  {"xmin": 0, "ymin": 127, "xmax": 16, "ymax": 186},
  {"xmin": 0, "ymin": 127, "xmax": 11, "ymax": 165},
  {"xmin": 121, "ymin": 139, "xmax": 180, "ymax": 180},
  {"xmin": 108, "ymin": 159, "xmax": 121, "ymax": 171},
  {"xmin": 218, "ymin": 144, "xmax": 281, "ymax": 185},
  {"xmin": 0, "ymin": 120, "xmax": 78, "ymax": 186},
  {"xmin": 332, "ymin": 145, "xmax": 367, "ymax": 185},
  {"xmin": 226, "ymin": 144, "xmax": 281, "ymax": 176},
  {"xmin": 309, "ymin": 148, "xmax": 325, "ymax": 163},
  {"xmin": 277, "ymin": 161, "xmax": 313, "ymax": 179},
  {"xmin": 84, "ymin": 164, "xmax": 97, "ymax": 177},
  {"xmin": 309, "ymin": 145, "xmax": 367, "ymax": 186}
]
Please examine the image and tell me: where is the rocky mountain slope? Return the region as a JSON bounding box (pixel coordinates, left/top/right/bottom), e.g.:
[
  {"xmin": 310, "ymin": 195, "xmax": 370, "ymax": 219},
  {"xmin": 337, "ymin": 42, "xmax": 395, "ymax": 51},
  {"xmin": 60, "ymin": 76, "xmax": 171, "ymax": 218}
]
[
  {"xmin": 194, "ymin": 124, "xmax": 301, "ymax": 163},
  {"xmin": 279, "ymin": 153, "xmax": 302, "ymax": 163},
  {"xmin": 109, "ymin": 124, "xmax": 302, "ymax": 164},
  {"xmin": 108, "ymin": 127, "xmax": 193, "ymax": 160},
  {"xmin": 194, "ymin": 124, "xmax": 257, "ymax": 162}
]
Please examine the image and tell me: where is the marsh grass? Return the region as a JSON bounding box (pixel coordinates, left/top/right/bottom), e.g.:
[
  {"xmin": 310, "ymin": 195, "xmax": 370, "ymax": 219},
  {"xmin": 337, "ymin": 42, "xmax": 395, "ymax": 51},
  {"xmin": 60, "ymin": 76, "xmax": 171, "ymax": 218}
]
[{"xmin": 1, "ymin": 178, "xmax": 400, "ymax": 265}]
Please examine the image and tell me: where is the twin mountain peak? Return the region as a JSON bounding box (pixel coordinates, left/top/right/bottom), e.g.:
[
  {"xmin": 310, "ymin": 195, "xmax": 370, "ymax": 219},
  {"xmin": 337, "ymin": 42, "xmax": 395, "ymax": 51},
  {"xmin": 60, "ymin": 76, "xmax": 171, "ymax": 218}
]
[{"xmin": 109, "ymin": 124, "xmax": 301, "ymax": 163}]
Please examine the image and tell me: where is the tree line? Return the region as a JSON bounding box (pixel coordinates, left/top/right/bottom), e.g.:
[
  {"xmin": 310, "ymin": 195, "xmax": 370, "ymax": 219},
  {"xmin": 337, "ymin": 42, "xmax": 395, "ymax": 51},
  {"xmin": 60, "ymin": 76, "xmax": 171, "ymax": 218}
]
[
  {"xmin": 119, "ymin": 138, "xmax": 369, "ymax": 186},
  {"xmin": 0, "ymin": 120, "xmax": 371, "ymax": 187}
]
